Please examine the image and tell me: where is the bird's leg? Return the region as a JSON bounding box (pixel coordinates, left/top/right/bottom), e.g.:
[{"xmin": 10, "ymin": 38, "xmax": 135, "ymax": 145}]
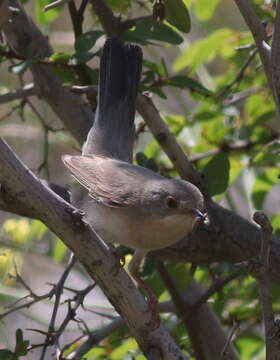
[{"xmin": 128, "ymin": 250, "xmax": 160, "ymax": 330}]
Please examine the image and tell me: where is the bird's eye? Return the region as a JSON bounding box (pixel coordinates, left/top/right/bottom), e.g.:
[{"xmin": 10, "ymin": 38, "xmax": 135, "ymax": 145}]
[{"xmin": 166, "ymin": 196, "xmax": 178, "ymax": 209}]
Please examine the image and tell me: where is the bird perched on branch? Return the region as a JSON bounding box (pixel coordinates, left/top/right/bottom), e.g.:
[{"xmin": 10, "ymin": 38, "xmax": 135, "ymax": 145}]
[{"xmin": 63, "ymin": 38, "xmax": 207, "ymax": 328}]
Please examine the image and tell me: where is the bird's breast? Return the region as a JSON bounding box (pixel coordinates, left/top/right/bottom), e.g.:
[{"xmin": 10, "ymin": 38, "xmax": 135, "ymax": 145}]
[{"xmin": 84, "ymin": 201, "xmax": 196, "ymax": 251}]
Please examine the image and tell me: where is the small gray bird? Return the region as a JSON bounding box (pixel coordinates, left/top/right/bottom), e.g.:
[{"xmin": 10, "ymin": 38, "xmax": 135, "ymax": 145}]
[{"xmin": 63, "ymin": 39, "xmax": 207, "ymax": 325}]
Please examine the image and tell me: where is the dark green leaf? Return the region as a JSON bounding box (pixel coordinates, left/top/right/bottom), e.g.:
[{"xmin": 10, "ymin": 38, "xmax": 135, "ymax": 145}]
[
  {"xmin": 165, "ymin": 0, "xmax": 191, "ymax": 33},
  {"xmin": 143, "ymin": 59, "xmax": 164, "ymax": 76},
  {"xmin": 70, "ymin": 52, "xmax": 95, "ymax": 65},
  {"xmin": 167, "ymin": 75, "xmax": 212, "ymax": 95},
  {"xmin": 203, "ymin": 153, "xmax": 230, "ymax": 196},
  {"xmin": 124, "ymin": 19, "xmax": 183, "ymax": 45},
  {"xmin": 135, "ymin": 152, "xmax": 158, "ymax": 172},
  {"xmin": 0, "ymin": 349, "xmax": 16, "ymax": 360},
  {"xmin": 51, "ymin": 66, "xmax": 79, "ymax": 85},
  {"xmin": 149, "ymin": 86, "xmax": 167, "ymax": 99},
  {"xmin": 75, "ymin": 31, "xmax": 104, "ymax": 53},
  {"xmin": 15, "ymin": 329, "xmax": 29, "ymax": 356}
]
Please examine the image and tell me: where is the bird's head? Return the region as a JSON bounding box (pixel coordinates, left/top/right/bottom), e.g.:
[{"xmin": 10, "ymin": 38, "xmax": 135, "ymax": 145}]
[{"xmin": 144, "ymin": 178, "xmax": 208, "ymax": 231}]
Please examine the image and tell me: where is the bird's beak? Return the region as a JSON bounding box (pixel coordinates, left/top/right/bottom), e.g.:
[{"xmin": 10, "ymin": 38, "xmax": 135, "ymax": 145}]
[{"xmin": 192, "ymin": 209, "xmax": 209, "ymax": 226}]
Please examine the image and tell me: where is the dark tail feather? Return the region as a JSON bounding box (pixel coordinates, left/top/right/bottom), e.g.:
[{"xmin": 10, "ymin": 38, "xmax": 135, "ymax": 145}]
[{"xmin": 83, "ymin": 38, "xmax": 143, "ymax": 162}]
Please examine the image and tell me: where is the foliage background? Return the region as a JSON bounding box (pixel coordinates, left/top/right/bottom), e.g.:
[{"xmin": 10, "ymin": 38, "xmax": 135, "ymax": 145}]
[{"xmin": 0, "ymin": 0, "xmax": 279, "ymax": 359}]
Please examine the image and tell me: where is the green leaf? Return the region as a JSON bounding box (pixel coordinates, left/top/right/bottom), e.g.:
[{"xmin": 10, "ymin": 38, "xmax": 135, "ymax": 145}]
[
  {"xmin": 165, "ymin": 0, "xmax": 191, "ymax": 33},
  {"xmin": 70, "ymin": 52, "xmax": 95, "ymax": 65},
  {"xmin": 135, "ymin": 152, "xmax": 158, "ymax": 172},
  {"xmin": 36, "ymin": 0, "xmax": 64, "ymax": 25},
  {"xmin": 110, "ymin": 339, "xmax": 139, "ymax": 360},
  {"xmin": 272, "ymin": 214, "xmax": 280, "ymax": 236},
  {"xmin": 202, "ymin": 153, "xmax": 230, "ymax": 196},
  {"xmin": 50, "ymin": 52, "xmax": 72, "ymax": 64},
  {"xmin": 15, "ymin": 329, "xmax": 29, "ymax": 356},
  {"xmin": 236, "ymin": 334, "xmax": 264, "ymax": 360},
  {"xmin": 194, "ymin": 0, "xmax": 221, "ymax": 21},
  {"xmin": 0, "ymin": 349, "xmax": 16, "ymax": 360},
  {"xmin": 124, "ymin": 19, "xmax": 183, "ymax": 45},
  {"xmin": 173, "ymin": 28, "xmax": 233, "ymax": 72},
  {"xmin": 28, "ymin": 220, "xmax": 48, "ymax": 241},
  {"xmin": 75, "ymin": 31, "xmax": 104, "ymax": 53},
  {"xmin": 167, "ymin": 75, "xmax": 212, "ymax": 95},
  {"xmin": 202, "ymin": 116, "xmax": 230, "ymax": 143},
  {"xmin": 252, "ymin": 168, "xmax": 279, "ymax": 209}
]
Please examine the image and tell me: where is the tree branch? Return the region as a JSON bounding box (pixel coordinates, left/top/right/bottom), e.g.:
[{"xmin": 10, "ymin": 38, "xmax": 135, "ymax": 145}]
[
  {"xmin": 0, "ymin": 83, "xmax": 36, "ymax": 104},
  {"xmin": 233, "ymin": 0, "xmax": 280, "ymax": 116},
  {"xmin": 66, "ymin": 282, "xmax": 240, "ymax": 360},
  {"xmin": 89, "ymin": 0, "xmax": 122, "ymax": 37},
  {"xmin": 253, "ymin": 211, "xmax": 280, "ymax": 359},
  {"xmin": 271, "ymin": 0, "xmax": 280, "ymax": 116}
]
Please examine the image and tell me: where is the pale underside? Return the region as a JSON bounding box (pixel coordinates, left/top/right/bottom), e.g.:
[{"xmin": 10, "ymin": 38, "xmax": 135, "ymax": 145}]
[{"xmin": 83, "ymin": 199, "xmax": 196, "ymax": 251}]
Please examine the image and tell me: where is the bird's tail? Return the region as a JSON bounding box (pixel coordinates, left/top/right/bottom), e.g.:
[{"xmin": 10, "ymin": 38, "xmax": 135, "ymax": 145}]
[{"xmin": 83, "ymin": 38, "xmax": 143, "ymax": 162}]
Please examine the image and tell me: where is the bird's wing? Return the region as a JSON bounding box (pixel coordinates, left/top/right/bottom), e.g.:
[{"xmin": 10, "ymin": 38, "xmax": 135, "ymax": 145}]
[{"xmin": 62, "ymin": 154, "xmax": 157, "ymax": 208}]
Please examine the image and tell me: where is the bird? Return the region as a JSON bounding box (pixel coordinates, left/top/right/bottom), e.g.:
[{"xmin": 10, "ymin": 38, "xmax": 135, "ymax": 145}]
[{"xmin": 62, "ymin": 38, "xmax": 207, "ymax": 328}]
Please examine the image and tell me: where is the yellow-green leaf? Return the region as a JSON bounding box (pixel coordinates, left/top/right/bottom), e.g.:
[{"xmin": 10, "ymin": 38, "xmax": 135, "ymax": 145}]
[
  {"xmin": 173, "ymin": 28, "xmax": 233, "ymax": 72},
  {"xmin": 194, "ymin": 0, "xmax": 221, "ymax": 21}
]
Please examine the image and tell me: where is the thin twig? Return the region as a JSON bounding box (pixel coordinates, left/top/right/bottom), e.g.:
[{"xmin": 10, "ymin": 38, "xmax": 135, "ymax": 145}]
[
  {"xmin": 44, "ymin": 0, "xmax": 72, "ymax": 11},
  {"xmin": 52, "ymin": 283, "xmax": 95, "ymax": 346},
  {"xmin": 65, "ymin": 300, "xmax": 179, "ymax": 359},
  {"xmin": 220, "ymin": 321, "xmax": 239, "ymax": 359},
  {"xmin": 233, "ymin": 0, "xmax": 277, "ymax": 116},
  {"xmin": 271, "ymin": 0, "xmax": 280, "ymax": 117},
  {"xmin": 39, "ymin": 253, "xmax": 76, "ymax": 360},
  {"xmin": 218, "ymin": 48, "xmax": 258, "ymax": 97}
]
